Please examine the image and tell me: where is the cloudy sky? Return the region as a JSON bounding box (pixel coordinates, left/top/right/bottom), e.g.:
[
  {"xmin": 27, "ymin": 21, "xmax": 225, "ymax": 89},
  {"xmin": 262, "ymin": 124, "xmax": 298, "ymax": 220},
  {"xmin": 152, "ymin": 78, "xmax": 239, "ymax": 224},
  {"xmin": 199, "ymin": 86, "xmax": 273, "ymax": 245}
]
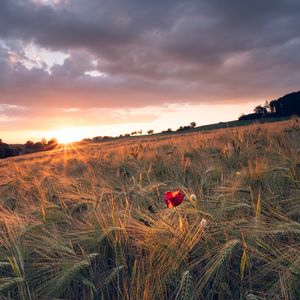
[{"xmin": 1, "ymin": 0, "xmax": 300, "ymax": 143}]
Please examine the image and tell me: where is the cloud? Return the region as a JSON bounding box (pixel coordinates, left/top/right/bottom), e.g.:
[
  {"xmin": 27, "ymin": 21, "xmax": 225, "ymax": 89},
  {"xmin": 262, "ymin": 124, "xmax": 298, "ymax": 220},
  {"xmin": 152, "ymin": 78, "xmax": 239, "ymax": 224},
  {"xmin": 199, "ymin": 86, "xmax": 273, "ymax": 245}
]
[
  {"xmin": 0, "ymin": 115, "xmax": 20, "ymax": 122},
  {"xmin": 0, "ymin": 0, "xmax": 299, "ymax": 114}
]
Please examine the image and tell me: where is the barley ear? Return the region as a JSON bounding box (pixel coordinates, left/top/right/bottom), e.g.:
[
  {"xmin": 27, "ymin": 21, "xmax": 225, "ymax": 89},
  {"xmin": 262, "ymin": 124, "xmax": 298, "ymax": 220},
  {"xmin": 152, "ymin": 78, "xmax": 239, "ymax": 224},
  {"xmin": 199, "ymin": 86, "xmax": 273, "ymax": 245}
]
[{"xmin": 176, "ymin": 270, "xmax": 193, "ymax": 300}]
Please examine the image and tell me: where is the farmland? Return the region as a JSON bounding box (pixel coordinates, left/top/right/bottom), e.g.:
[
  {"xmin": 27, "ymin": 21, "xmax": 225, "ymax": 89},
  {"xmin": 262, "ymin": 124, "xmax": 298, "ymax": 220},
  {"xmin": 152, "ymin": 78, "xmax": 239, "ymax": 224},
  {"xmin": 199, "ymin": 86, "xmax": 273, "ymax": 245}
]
[{"xmin": 0, "ymin": 119, "xmax": 300, "ymax": 299}]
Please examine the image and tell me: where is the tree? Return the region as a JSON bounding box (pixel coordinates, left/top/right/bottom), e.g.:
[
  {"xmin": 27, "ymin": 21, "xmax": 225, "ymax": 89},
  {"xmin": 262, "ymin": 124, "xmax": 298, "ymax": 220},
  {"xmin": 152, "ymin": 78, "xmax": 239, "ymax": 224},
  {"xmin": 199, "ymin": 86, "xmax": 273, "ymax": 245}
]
[
  {"xmin": 177, "ymin": 125, "xmax": 191, "ymax": 132},
  {"xmin": 190, "ymin": 122, "xmax": 196, "ymax": 128},
  {"xmin": 33, "ymin": 142, "xmax": 43, "ymax": 151},
  {"xmin": 254, "ymin": 105, "xmax": 267, "ymax": 115},
  {"xmin": 264, "ymin": 101, "xmax": 271, "ymax": 113},
  {"xmin": 46, "ymin": 138, "xmax": 58, "ymax": 150},
  {"xmin": 0, "ymin": 140, "xmax": 15, "ymax": 158},
  {"xmin": 25, "ymin": 141, "xmax": 34, "ymax": 149},
  {"xmin": 147, "ymin": 129, "xmax": 154, "ymax": 135},
  {"xmin": 269, "ymin": 91, "xmax": 300, "ymax": 116},
  {"xmin": 269, "ymin": 100, "xmax": 276, "ymax": 113},
  {"xmin": 48, "ymin": 138, "xmax": 58, "ymax": 145},
  {"xmin": 41, "ymin": 138, "xmax": 47, "ymax": 145}
]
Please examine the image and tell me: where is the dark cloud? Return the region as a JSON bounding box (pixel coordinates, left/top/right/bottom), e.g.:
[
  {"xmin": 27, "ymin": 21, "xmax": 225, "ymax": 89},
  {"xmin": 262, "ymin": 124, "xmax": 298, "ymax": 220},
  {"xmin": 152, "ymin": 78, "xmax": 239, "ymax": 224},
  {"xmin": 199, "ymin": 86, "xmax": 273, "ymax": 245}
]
[{"xmin": 0, "ymin": 0, "xmax": 300, "ymax": 113}]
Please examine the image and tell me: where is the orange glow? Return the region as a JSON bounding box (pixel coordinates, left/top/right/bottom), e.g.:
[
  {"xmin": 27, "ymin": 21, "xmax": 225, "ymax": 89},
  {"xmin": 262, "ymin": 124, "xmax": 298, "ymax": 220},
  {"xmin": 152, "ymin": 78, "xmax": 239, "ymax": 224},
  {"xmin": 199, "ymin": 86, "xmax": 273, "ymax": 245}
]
[
  {"xmin": 47, "ymin": 127, "xmax": 86, "ymax": 144},
  {"xmin": 0, "ymin": 102, "xmax": 262, "ymax": 144}
]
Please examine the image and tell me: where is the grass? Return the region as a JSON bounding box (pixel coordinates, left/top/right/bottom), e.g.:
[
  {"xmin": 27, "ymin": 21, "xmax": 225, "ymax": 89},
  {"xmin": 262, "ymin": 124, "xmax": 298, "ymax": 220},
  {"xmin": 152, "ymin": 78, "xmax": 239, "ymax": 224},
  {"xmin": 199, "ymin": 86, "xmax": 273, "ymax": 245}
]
[{"xmin": 0, "ymin": 118, "xmax": 300, "ymax": 299}]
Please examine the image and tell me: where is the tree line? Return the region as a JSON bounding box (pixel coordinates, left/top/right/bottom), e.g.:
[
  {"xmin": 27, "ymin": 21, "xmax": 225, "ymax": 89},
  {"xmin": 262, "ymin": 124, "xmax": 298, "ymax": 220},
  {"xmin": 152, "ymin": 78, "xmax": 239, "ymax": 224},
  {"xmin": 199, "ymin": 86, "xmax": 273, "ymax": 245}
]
[
  {"xmin": 85, "ymin": 122, "xmax": 197, "ymax": 142},
  {"xmin": 239, "ymin": 91, "xmax": 300, "ymax": 120},
  {"xmin": 2, "ymin": 90, "xmax": 299, "ymax": 159},
  {"xmin": 0, "ymin": 138, "xmax": 58, "ymax": 159},
  {"xmin": 0, "ymin": 122, "xmax": 198, "ymax": 159}
]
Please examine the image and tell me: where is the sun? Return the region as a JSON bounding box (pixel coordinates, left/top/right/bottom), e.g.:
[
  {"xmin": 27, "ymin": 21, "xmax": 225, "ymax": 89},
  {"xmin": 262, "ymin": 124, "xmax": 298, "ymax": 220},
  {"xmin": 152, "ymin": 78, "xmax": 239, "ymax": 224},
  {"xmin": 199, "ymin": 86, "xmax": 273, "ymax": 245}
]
[
  {"xmin": 51, "ymin": 128, "xmax": 82, "ymax": 144},
  {"xmin": 45, "ymin": 126, "xmax": 91, "ymax": 144}
]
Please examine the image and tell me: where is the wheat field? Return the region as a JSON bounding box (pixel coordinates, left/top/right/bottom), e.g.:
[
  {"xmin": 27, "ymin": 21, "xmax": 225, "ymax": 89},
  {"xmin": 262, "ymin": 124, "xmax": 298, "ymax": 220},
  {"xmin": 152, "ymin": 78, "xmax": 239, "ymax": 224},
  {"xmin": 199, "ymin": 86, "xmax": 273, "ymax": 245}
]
[{"xmin": 0, "ymin": 119, "xmax": 300, "ymax": 300}]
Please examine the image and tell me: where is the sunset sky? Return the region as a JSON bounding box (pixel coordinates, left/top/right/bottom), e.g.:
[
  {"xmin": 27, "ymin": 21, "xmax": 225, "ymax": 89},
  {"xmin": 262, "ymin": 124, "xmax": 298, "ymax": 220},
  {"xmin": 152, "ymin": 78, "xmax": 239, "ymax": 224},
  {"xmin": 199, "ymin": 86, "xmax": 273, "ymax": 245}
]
[{"xmin": 1, "ymin": 0, "xmax": 300, "ymax": 143}]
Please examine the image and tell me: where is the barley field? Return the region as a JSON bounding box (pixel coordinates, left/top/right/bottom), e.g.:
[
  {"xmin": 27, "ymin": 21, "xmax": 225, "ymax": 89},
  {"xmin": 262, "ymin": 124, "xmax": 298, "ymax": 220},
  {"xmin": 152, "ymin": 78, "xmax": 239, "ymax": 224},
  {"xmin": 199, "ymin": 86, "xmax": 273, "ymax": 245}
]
[{"xmin": 0, "ymin": 119, "xmax": 300, "ymax": 300}]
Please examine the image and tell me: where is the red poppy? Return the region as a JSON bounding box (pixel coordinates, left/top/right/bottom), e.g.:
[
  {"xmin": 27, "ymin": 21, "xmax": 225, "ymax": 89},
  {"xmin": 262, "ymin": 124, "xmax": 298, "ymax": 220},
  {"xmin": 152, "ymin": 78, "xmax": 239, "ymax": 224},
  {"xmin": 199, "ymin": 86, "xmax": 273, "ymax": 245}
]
[{"xmin": 164, "ymin": 191, "xmax": 184, "ymax": 208}]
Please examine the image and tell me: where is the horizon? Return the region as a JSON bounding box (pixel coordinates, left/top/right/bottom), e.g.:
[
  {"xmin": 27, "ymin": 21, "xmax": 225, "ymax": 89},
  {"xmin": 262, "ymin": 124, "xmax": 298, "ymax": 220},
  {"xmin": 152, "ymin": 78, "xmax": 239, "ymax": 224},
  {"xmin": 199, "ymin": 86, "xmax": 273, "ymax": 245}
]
[
  {"xmin": 1, "ymin": 0, "xmax": 300, "ymax": 143},
  {"xmin": 3, "ymin": 101, "xmax": 262, "ymax": 144}
]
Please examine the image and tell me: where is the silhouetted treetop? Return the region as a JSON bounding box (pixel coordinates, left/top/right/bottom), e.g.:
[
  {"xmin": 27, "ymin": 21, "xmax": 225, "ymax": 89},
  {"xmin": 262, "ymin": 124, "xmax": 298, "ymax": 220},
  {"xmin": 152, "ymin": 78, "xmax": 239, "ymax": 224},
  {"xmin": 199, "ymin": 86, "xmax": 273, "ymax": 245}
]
[
  {"xmin": 254, "ymin": 105, "xmax": 267, "ymax": 115},
  {"xmin": 269, "ymin": 91, "xmax": 300, "ymax": 116},
  {"xmin": 147, "ymin": 130, "xmax": 154, "ymax": 135},
  {"xmin": 239, "ymin": 91, "xmax": 300, "ymax": 121}
]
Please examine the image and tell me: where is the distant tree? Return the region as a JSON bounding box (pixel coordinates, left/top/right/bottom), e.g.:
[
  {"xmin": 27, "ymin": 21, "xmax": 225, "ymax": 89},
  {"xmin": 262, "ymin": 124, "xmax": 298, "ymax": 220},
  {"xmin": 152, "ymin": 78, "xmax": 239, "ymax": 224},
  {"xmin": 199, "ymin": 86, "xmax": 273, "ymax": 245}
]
[
  {"xmin": 81, "ymin": 138, "xmax": 92, "ymax": 143},
  {"xmin": 35, "ymin": 139, "xmax": 48, "ymax": 150},
  {"xmin": 92, "ymin": 136, "xmax": 103, "ymax": 142},
  {"xmin": 264, "ymin": 101, "xmax": 271, "ymax": 113},
  {"xmin": 46, "ymin": 138, "xmax": 58, "ymax": 150},
  {"xmin": 41, "ymin": 138, "xmax": 47, "ymax": 145},
  {"xmin": 254, "ymin": 105, "xmax": 267, "ymax": 115},
  {"xmin": 177, "ymin": 125, "xmax": 191, "ymax": 132},
  {"xmin": 124, "ymin": 133, "xmax": 130, "ymax": 137},
  {"xmin": 269, "ymin": 92, "xmax": 300, "ymax": 116},
  {"xmin": 190, "ymin": 122, "xmax": 196, "ymax": 128},
  {"xmin": 147, "ymin": 129, "xmax": 154, "ymax": 135},
  {"xmin": 0, "ymin": 140, "xmax": 15, "ymax": 158},
  {"xmin": 239, "ymin": 113, "xmax": 263, "ymax": 121},
  {"xmin": 161, "ymin": 128, "xmax": 173, "ymax": 134},
  {"xmin": 32, "ymin": 142, "xmax": 43, "ymax": 151},
  {"xmin": 269, "ymin": 100, "xmax": 277, "ymax": 114},
  {"xmin": 130, "ymin": 130, "xmax": 143, "ymax": 136},
  {"xmin": 25, "ymin": 141, "xmax": 34, "ymax": 150},
  {"xmin": 48, "ymin": 138, "xmax": 57, "ymax": 145},
  {"xmin": 0, "ymin": 140, "xmax": 7, "ymax": 148}
]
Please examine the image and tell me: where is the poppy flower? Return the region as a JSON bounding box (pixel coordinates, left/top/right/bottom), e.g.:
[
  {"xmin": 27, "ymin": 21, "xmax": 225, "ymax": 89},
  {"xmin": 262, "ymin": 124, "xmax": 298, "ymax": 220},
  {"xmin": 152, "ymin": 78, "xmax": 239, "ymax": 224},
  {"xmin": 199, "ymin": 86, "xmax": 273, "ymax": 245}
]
[{"xmin": 164, "ymin": 190, "xmax": 184, "ymax": 208}]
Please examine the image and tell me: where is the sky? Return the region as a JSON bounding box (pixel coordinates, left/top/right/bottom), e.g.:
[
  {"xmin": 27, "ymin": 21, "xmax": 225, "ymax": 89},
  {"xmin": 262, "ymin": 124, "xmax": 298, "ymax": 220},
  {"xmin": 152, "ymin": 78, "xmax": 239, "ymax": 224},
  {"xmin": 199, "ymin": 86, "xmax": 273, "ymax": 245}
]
[{"xmin": 1, "ymin": 0, "xmax": 300, "ymax": 143}]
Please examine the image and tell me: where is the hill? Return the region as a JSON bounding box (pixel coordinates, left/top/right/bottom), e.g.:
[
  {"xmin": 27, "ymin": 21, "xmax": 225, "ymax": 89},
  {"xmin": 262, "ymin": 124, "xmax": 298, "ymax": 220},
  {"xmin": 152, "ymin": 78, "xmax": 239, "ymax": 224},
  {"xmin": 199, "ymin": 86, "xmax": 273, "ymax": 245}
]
[
  {"xmin": 240, "ymin": 90, "xmax": 300, "ymax": 121},
  {"xmin": 270, "ymin": 91, "xmax": 300, "ymax": 116},
  {"xmin": 3, "ymin": 88, "xmax": 299, "ymax": 160},
  {"xmin": 0, "ymin": 119, "xmax": 300, "ymax": 299}
]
